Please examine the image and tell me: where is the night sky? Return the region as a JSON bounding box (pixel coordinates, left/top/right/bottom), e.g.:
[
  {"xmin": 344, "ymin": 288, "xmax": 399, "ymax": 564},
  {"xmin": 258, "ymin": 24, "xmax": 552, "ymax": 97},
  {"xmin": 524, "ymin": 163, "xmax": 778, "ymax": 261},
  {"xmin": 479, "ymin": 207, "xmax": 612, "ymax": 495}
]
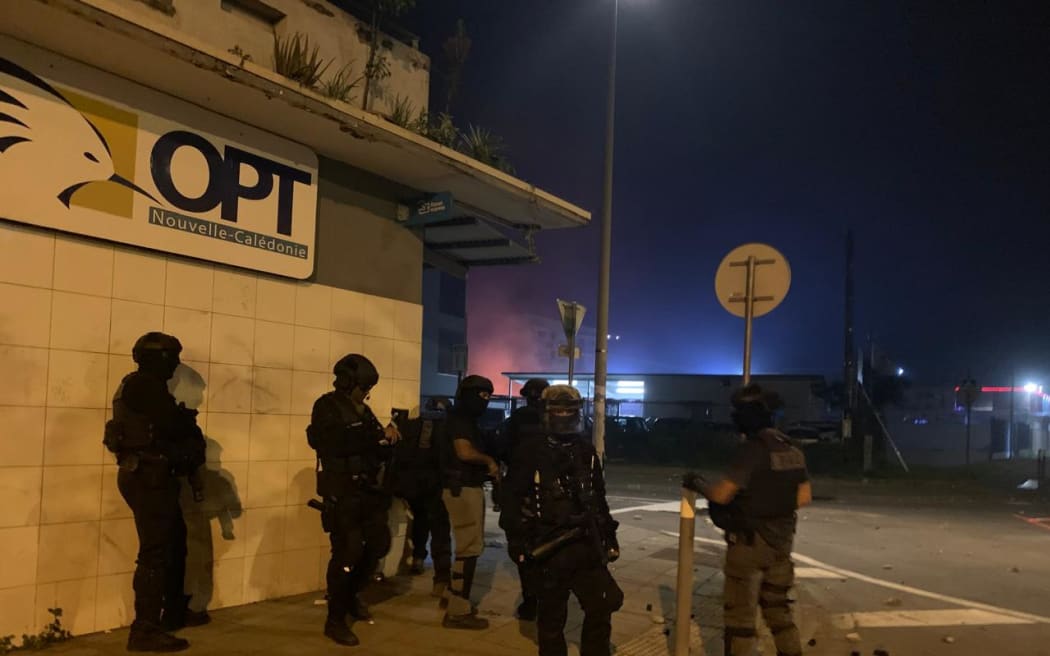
[{"xmin": 403, "ymin": 1, "xmax": 1050, "ymax": 387}]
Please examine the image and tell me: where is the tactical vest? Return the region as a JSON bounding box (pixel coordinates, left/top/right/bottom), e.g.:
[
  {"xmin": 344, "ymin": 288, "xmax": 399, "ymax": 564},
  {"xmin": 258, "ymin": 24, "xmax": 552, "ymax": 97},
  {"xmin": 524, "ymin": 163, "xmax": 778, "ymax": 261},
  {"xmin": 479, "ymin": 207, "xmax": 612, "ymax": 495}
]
[
  {"xmin": 104, "ymin": 373, "xmax": 156, "ymax": 454},
  {"xmin": 533, "ymin": 437, "xmax": 600, "ymax": 531},
  {"xmin": 735, "ymin": 430, "xmax": 807, "ymax": 519}
]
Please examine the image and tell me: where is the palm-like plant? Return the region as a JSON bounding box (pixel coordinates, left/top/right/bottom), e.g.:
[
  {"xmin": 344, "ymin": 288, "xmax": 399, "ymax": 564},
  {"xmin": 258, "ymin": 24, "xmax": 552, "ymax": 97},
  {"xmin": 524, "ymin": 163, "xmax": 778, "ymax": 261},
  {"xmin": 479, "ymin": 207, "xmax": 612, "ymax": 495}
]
[{"xmin": 274, "ymin": 32, "xmax": 329, "ymax": 88}]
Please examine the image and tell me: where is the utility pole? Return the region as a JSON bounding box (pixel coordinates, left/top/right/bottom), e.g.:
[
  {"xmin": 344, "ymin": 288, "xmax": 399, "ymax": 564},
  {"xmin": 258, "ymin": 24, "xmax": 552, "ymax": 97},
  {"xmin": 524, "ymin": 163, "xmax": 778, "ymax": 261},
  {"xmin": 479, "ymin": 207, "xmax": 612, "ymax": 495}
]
[{"xmin": 843, "ymin": 229, "xmax": 856, "ymax": 440}]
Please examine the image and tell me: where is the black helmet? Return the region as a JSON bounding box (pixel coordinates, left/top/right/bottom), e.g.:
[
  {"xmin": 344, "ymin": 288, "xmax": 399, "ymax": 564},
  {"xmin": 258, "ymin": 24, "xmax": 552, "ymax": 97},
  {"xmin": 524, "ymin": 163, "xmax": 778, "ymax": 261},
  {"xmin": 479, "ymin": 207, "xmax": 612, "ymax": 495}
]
[
  {"xmin": 132, "ymin": 332, "xmax": 182, "ymax": 379},
  {"xmin": 730, "ymin": 384, "xmax": 782, "ymax": 434},
  {"xmin": 542, "ymin": 385, "xmax": 584, "ymax": 437},
  {"xmin": 520, "ymin": 378, "xmax": 550, "ymax": 400},
  {"xmin": 333, "ymin": 354, "xmax": 379, "ymax": 392}
]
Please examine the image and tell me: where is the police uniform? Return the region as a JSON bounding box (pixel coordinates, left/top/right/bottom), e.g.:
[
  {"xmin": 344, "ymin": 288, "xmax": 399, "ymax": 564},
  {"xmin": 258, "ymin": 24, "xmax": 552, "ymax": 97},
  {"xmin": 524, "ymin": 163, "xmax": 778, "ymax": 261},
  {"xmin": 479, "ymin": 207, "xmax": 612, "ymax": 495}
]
[
  {"xmin": 498, "ymin": 378, "xmax": 548, "ymax": 620},
  {"xmin": 716, "ymin": 428, "xmax": 808, "ymax": 656},
  {"xmin": 105, "ymin": 332, "xmax": 206, "ymax": 652},
  {"xmin": 501, "ymin": 386, "xmax": 623, "ymax": 656},
  {"xmin": 307, "ymin": 354, "xmax": 394, "ymax": 646},
  {"xmin": 393, "ymin": 408, "xmax": 452, "ymax": 588},
  {"xmin": 440, "ymin": 375, "xmax": 496, "ymax": 630}
]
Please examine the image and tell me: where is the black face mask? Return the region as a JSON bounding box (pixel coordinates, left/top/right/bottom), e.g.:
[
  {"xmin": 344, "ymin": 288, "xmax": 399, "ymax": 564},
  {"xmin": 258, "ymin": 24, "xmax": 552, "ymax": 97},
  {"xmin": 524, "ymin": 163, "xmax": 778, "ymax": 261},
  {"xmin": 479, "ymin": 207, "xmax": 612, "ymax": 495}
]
[
  {"xmin": 459, "ymin": 392, "xmax": 490, "ymax": 417},
  {"xmin": 139, "ymin": 353, "xmax": 179, "ymax": 381}
]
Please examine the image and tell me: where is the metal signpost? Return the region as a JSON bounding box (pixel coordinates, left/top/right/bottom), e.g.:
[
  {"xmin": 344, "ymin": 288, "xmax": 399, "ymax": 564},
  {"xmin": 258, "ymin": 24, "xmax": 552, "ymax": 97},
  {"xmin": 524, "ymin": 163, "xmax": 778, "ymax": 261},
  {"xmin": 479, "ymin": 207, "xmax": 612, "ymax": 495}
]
[
  {"xmin": 958, "ymin": 378, "xmax": 980, "ymax": 465},
  {"xmin": 556, "ymin": 299, "xmax": 586, "ymax": 386}
]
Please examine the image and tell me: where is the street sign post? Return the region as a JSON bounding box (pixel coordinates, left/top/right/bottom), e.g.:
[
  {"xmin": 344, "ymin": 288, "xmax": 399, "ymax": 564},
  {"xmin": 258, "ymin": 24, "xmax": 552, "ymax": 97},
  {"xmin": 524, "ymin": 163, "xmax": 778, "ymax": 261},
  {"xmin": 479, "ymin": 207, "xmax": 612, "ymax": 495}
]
[
  {"xmin": 957, "ymin": 377, "xmax": 980, "ymax": 465},
  {"xmin": 715, "ymin": 243, "xmax": 792, "ymax": 384},
  {"xmin": 556, "ymin": 299, "xmax": 586, "ymax": 385}
]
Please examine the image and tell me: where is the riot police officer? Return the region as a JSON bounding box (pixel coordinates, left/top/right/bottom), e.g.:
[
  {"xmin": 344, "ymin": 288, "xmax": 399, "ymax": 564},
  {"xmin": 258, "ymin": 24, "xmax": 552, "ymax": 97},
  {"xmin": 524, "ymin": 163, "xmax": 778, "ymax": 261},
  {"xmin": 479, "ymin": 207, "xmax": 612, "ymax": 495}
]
[
  {"xmin": 688, "ymin": 384, "xmax": 812, "ymax": 656},
  {"xmin": 104, "ymin": 332, "xmax": 208, "ymax": 652},
  {"xmin": 440, "ymin": 375, "xmax": 497, "ymax": 630},
  {"xmin": 501, "ymin": 385, "xmax": 623, "ymax": 656},
  {"xmin": 497, "ymin": 377, "xmax": 548, "ymax": 620},
  {"xmin": 307, "ymin": 354, "xmax": 400, "ymax": 647}
]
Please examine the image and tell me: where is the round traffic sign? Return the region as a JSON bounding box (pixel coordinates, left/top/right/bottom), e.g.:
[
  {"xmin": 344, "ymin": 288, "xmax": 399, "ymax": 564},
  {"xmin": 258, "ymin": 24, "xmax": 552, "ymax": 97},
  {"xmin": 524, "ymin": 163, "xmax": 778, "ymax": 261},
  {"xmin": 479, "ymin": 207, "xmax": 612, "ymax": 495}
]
[{"xmin": 714, "ymin": 243, "xmax": 791, "ymax": 318}]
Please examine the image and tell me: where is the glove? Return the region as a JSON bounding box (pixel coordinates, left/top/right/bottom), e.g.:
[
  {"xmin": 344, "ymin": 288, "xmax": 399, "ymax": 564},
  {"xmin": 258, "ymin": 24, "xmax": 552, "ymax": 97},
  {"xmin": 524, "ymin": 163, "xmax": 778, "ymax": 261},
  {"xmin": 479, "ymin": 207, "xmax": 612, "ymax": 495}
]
[
  {"xmin": 606, "ymin": 534, "xmax": 620, "ymax": 563},
  {"xmin": 508, "ymin": 541, "xmax": 527, "ymax": 564},
  {"xmin": 682, "ymin": 471, "xmax": 707, "ymax": 494}
]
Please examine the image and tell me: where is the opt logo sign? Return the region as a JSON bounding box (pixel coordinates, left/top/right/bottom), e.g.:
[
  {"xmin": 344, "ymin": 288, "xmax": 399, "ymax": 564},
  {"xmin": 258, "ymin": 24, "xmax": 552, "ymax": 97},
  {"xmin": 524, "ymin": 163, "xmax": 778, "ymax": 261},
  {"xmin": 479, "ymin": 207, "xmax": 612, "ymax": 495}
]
[{"xmin": 0, "ymin": 39, "xmax": 318, "ymax": 279}]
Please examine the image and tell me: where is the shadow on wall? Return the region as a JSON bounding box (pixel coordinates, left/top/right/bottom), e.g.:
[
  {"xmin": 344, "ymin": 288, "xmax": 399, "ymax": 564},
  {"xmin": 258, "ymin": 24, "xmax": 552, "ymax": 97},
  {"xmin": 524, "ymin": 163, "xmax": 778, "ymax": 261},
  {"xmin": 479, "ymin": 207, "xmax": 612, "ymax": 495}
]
[{"xmin": 168, "ymin": 363, "xmax": 245, "ymax": 613}]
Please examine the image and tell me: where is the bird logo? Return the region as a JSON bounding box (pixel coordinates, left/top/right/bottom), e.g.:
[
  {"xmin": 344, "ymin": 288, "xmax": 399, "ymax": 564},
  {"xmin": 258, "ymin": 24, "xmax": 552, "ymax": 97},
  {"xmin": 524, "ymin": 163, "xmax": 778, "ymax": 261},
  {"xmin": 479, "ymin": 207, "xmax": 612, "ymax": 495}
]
[{"xmin": 0, "ymin": 56, "xmax": 156, "ymax": 217}]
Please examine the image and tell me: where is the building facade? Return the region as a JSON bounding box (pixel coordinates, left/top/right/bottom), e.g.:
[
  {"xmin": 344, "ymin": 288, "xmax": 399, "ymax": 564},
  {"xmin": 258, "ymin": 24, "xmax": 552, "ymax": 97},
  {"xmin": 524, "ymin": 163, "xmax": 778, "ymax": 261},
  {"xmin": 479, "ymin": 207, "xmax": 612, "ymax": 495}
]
[{"xmin": 0, "ymin": 0, "xmax": 587, "ymax": 640}]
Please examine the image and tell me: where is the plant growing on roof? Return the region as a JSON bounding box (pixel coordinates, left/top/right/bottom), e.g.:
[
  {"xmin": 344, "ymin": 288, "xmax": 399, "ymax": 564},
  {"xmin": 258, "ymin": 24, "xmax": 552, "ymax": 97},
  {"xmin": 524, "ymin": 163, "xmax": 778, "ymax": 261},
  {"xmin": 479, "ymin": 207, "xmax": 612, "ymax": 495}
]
[
  {"xmin": 458, "ymin": 124, "xmax": 513, "ymax": 173},
  {"xmin": 360, "ymin": 0, "xmax": 416, "ymax": 112},
  {"xmin": 442, "ymin": 19, "xmax": 471, "ymax": 115},
  {"xmin": 321, "ymin": 62, "xmax": 364, "ymax": 103},
  {"xmin": 388, "ymin": 94, "xmax": 417, "ymax": 128},
  {"xmin": 273, "ymin": 32, "xmax": 330, "ymax": 88}
]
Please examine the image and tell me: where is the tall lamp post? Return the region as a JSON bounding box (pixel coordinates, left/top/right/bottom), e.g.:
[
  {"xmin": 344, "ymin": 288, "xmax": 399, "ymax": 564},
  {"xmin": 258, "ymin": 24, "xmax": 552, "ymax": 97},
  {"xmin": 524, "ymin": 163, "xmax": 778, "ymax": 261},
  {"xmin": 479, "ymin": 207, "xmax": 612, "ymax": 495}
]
[{"xmin": 593, "ymin": 0, "xmax": 618, "ymax": 461}]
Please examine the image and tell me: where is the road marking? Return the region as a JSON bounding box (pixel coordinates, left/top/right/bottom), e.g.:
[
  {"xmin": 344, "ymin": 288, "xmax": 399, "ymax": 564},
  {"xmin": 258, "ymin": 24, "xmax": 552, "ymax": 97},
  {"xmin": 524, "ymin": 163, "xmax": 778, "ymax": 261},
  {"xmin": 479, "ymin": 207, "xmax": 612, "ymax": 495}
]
[
  {"xmin": 831, "ymin": 609, "xmax": 1034, "ymax": 629},
  {"xmin": 795, "ymin": 567, "xmax": 845, "ymax": 579},
  {"xmin": 611, "ymin": 500, "xmax": 708, "ymax": 516},
  {"xmin": 659, "ymin": 530, "xmax": 1050, "ymax": 625}
]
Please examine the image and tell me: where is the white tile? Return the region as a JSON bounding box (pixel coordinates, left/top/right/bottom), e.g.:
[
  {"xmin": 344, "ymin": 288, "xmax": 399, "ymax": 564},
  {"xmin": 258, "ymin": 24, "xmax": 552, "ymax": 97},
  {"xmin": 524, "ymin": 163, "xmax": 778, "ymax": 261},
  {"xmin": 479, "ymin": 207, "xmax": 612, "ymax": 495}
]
[
  {"xmin": 112, "ymin": 247, "xmax": 166, "ymax": 304},
  {"xmin": 211, "ymin": 558, "xmax": 245, "ymax": 608},
  {"xmin": 207, "ymin": 364, "xmax": 252, "ymax": 413},
  {"xmin": 211, "ymin": 314, "xmax": 254, "ymax": 365},
  {"xmin": 106, "ymin": 355, "xmax": 134, "ymax": 408},
  {"xmin": 245, "ymin": 461, "xmax": 288, "ymax": 508},
  {"xmin": 165, "ymin": 258, "xmax": 214, "ymax": 311},
  {"xmin": 0, "ymin": 346, "xmax": 49, "ymax": 406},
  {"xmin": 44, "ymin": 408, "xmax": 105, "ymax": 465},
  {"xmin": 37, "ymin": 522, "xmax": 99, "ymax": 583},
  {"xmin": 285, "ymin": 461, "xmax": 316, "ymax": 506},
  {"xmin": 248, "ymin": 414, "xmax": 290, "ymax": 462},
  {"xmin": 50, "ymin": 292, "xmax": 111, "ymax": 352},
  {"xmin": 47, "ymin": 350, "xmax": 109, "ymax": 408},
  {"xmin": 95, "ymin": 573, "xmax": 134, "ymax": 631},
  {"xmin": 287, "ymin": 415, "xmax": 313, "ymax": 461},
  {"xmin": 163, "ymin": 307, "xmax": 211, "ymax": 362},
  {"xmin": 328, "ymin": 331, "xmax": 363, "ymax": 369},
  {"xmin": 0, "ymin": 222, "xmax": 53, "ymax": 288},
  {"xmin": 168, "ymin": 361, "xmax": 209, "ymax": 411},
  {"xmin": 293, "ymin": 326, "xmax": 330, "ymax": 372},
  {"xmin": 280, "ymin": 547, "xmax": 321, "ymax": 596},
  {"xmin": 0, "ymin": 525, "xmax": 39, "ymax": 588},
  {"xmin": 244, "ymin": 506, "xmax": 285, "ymax": 556},
  {"xmin": 253, "ymin": 320, "xmax": 294, "ymax": 369},
  {"xmin": 40, "ymin": 465, "xmax": 102, "ymax": 523},
  {"xmin": 213, "ymin": 269, "xmax": 257, "ymax": 318},
  {"xmin": 256, "ymin": 276, "xmax": 296, "ymax": 323},
  {"xmin": 35, "ymin": 576, "xmax": 96, "ymax": 636},
  {"xmin": 53, "ymin": 235, "xmax": 113, "ymax": 297},
  {"xmin": 367, "ymin": 381, "xmax": 392, "ymax": 423},
  {"xmin": 0, "ymin": 283, "xmax": 51, "ymax": 348},
  {"xmin": 100, "ymin": 465, "xmax": 131, "ymax": 520},
  {"xmin": 392, "ymin": 340, "xmax": 422, "ymax": 381},
  {"xmin": 361, "ymin": 336, "xmax": 395, "ymax": 380},
  {"xmin": 294, "ymin": 283, "xmax": 332, "ymax": 329},
  {"xmin": 0, "ymin": 467, "xmax": 41, "ymax": 528},
  {"xmin": 0, "ymin": 406, "xmax": 45, "ymax": 466},
  {"xmin": 243, "ymin": 553, "xmax": 281, "ymax": 603},
  {"xmin": 0, "ymin": 585, "xmax": 37, "ymax": 643},
  {"xmin": 206, "ymin": 413, "xmax": 251, "ymax": 462},
  {"xmin": 394, "ymin": 300, "xmax": 423, "ymax": 343},
  {"xmin": 283, "ymin": 504, "xmax": 325, "ymax": 551},
  {"xmin": 252, "ymin": 368, "xmax": 293, "ymax": 414},
  {"xmin": 331, "ymin": 288, "xmax": 365, "ymax": 334},
  {"xmin": 362, "ymin": 294, "xmax": 397, "ymax": 337},
  {"xmin": 391, "ymin": 379, "xmax": 421, "ymax": 415},
  {"xmin": 291, "ymin": 371, "xmax": 330, "ymax": 415},
  {"xmin": 108, "ymin": 299, "xmax": 164, "ymax": 355},
  {"xmin": 98, "ymin": 518, "xmax": 138, "ymax": 576}
]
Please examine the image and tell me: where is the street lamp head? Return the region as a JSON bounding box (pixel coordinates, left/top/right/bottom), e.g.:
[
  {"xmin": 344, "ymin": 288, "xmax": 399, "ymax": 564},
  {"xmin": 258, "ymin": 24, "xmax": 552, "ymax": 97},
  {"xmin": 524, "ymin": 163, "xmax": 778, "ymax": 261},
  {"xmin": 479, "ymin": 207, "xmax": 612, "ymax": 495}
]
[{"xmin": 1024, "ymin": 382, "xmax": 1039, "ymax": 393}]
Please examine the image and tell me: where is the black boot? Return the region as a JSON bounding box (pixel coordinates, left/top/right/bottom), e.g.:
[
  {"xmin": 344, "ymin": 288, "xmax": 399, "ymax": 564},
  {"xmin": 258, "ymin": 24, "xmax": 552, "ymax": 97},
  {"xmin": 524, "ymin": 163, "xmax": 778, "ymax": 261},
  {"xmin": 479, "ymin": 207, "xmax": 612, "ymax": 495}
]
[
  {"xmin": 127, "ymin": 626, "xmax": 190, "ymax": 653},
  {"xmin": 324, "ymin": 617, "xmax": 360, "ymax": 647},
  {"xmin": 516, "ymin": 596, "xmax": 538, "ymax": 621}
]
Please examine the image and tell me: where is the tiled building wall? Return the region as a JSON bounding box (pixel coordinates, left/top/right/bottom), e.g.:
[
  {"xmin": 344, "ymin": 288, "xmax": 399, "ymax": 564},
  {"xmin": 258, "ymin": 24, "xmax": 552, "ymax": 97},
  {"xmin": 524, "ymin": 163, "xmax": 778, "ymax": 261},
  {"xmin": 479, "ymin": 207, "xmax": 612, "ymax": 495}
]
[{"xmin": 0, "ymin": 221, "xmax": 423, "ymax": 639}]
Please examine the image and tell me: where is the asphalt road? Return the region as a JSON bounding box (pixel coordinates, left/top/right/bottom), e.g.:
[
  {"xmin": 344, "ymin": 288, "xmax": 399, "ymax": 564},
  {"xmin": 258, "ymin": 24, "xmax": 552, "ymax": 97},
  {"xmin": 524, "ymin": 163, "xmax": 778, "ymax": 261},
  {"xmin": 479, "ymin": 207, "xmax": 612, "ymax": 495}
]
[{"xmin": 602, "ymin": 463, "xmax": 1050, "ymax": 655}]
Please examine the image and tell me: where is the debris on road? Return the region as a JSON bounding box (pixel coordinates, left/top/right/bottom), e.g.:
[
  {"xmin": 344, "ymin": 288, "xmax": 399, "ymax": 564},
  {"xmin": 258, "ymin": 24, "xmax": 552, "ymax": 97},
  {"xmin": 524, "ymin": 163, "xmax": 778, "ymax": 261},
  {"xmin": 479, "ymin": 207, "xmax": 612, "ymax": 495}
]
[
  {"xmin": 807, "ymin": 638, "xmax": 817, "ymax": 647},
  {"xmin": 1010, "ymin": 566, "xmax": 1020, "ymax": 573},
  {"xmin": 633, "ymin": 514, "xmax": 643, "ymax": 520},
  {"xmin": 846, "ymin": 632, "xmax": 862, "ymax": 643},
  {"xmin": 650, "ymin": 614, "xmax": 666, "ymax": 624},
  {"xmin": 882, "ymin": 564, "xmax": 893, "ymax": 570},
  {"xmin": 874, "ymin": 650, "xmax": 890, "ymax": 656},
  {"xmin": 944, "ymin": 636, "xmax": 956, "ymax": 644},
  {"xmin": 883, "ymin": 597, "xmax": 902, "ymax": 607}
]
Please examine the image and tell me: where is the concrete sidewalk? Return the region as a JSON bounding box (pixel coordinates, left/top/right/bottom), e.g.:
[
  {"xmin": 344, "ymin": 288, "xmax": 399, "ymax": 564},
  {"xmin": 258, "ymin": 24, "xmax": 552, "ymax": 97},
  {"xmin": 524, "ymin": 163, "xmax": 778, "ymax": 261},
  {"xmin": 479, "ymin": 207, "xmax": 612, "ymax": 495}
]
[{"xmin": 41, "ymin": 513, "xmax": 802, "ymax": 656}]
